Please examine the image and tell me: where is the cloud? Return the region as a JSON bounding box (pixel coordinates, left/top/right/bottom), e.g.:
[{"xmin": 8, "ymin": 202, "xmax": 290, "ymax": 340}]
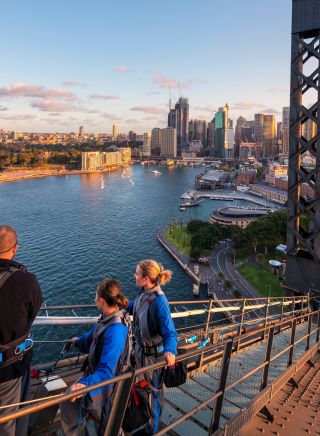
[
  {"xmin": 63, "ymin": 81, "xmax": 87, "ymax": 88},
  {"xmin": 142, "ymin": 116, "xmax": 161, "ymax": 121},
  {"xmin": 0, "ymin": 106, "xmax": 8, "ymax": 111},
  {"xmin": 125, "ymin": 118, "xmax": 141, "ymax": 123},
  {"xmin": 113, "ymin": 66, "xmax": 131, "ymax": 73},
  {"xmin": 149, "ymin": 70, "xmax": 207, "ymax": 89},
  {"xmin": 102, "ymin": 113, "xmax": 121, "ymax": 121},
  {"xmin": 31, "ymin": 100, "xmax": 82, "ymax": 112},
  {"xmin": 231, "ymin": 101, "xmax": 266, "ymax": 110},
  {"xmin": 145, "ymin": 91, "xmax": 161, "ymax": 96},
  {"xmin": 90, "ymin": 94, "xmax": 120, "ymax": 100},
  {"xmin": 0, "ymin": 113, "xmax": 37, "ymax": 120},
  {"xmin": 0, "ymin": 82, "xmax": 77, "ymax": 100},
  {"xmin": 48, "ymin": 112, "xmax": 62, "ymax": 117},
  {"xmin": 130, "ymin": 106, "xmax": 167, "ymax": 115},
  {"xmin": 261, "ymin": 108, "xmax": 280, "ymax": 115},
  {"xmin": 194, "ymin": 105, "xmax": 216, "ymax": 113}
]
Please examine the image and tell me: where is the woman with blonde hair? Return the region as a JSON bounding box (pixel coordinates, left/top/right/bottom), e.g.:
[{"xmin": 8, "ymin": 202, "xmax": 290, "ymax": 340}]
[{"xmin": 127, "ymin": 259, "xmax": 178, "ymax": 434}]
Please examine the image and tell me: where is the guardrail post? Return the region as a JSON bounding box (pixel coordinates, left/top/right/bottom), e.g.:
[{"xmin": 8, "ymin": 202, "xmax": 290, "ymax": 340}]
[
  {"xmin": 209, "ymin": 339, "xmax": 233, "ymax": 434},
  {"xmin": 236, "ymin": 299, "xmax": 246, "ymax": 352},
  {"xmin": 316, "ymin": 311, "xmax": 320, "ymax": 343},
  {"xmin": 260, "ymin": 326, "xmax": 274, "ymax": 391},
  {"xmin": 280, "ymin": 297, "xmax": 285, "ymax": 331},
  {"xmin": 287, "ymin": 319, "xmax": 297, "ymax": 367},
  {"xmin": 306, "ymin": 312, "xmax": 312, "ymax": 351},
  {"xmin": 104, "ymin": 368, "xmax": 135, "ymax": 436},
  {"xmin": 199, "ymin": 299, "xmax": 213, "ymax": 369},
  {"xmin": 263, "ymin": 297, "xmax": 270, "ymax": 340}
]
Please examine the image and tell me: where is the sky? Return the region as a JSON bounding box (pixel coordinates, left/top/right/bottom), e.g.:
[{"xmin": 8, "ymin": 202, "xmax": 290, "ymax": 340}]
[{"xmin": 0, "ymin": 0, "xmax": 292, "ymax": 134}]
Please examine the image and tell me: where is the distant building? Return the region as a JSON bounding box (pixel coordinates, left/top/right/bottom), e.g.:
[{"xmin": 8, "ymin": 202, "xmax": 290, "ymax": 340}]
[
  {"xmin": 254, "ymin": 113, "xmax": 275, "ymax": 157},
  {"xmin": 81, "ymin": 148, "xmax": 131, "ymax": 170},
  {"xmin": 195, "ymin": 170, "xmax": 226, "ymax": 190},
  {"xmin": 168, "ymin": 97, "xmax": 189, "ymax": 153},
  {"xmin": 189, "ymin": 140, "xmax": 202, "ymax": 153},
  {"xmin": 128, "ymin": 130, "xmax": 137, "ymax": 141},
  {"xmin": 236, "ymin": 169, "xmax": 257, "ymax": 186},
  {"xmin": 302, "ymin": 118, "xmax": 316, "ymax": 141},
  {"xmin": 249, "ymin": 184, "xmax": 287, "ymax": 204},
  {"xmin": 151, "ymin": 128, "xmax": 162, "ymax": 156},
  {"xmin": 210, "ymin": 206, "xmax": 272, "ymax": 229},
  {"xmin": 160, "ymin": 127, "xmax": 177, "ymax": 158},
  {"xmin": 79, "ymin": 125, "xmax": 84, "ymax": 137},
  {"xmin": 189, "ymin": 119, "xmax": 207, "ymax": 146},
  {"xmin": 239, "ymin": 142, "xmax": 256, "ymax": 160},
  {"xmin": 265, "ymin": 162, "xmax": 288, "ymax": 186},
  {"xmin": 213, "ymin": 104, "xmax": 234, "ymax": 158},
  {"xmin": 142, "ymin": 132, "xmax": 152, "ymax": 157},
  {"xmin": 207, "ymin": 120, "xmax": 215, "ymax": 150},
  {"xmin": 112, "ymin": 124, "xmax": 118, "ymax": 141}
]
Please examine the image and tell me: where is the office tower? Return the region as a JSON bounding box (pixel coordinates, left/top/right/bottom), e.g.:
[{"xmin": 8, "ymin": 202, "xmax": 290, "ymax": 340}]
[
  {"xmin": 189, "ymin": 119, "xmax": 207, "ymax": 146},
  {"xmin": 254, "ymin": 113, "xmax": 275, "ymax": 157},
  {"xmin": 142, "ymin": 132, "xmax": 152, "ymax": 157},
  {"xmin": 235, "ymin": 116, "xmax": 246, "ymax": 157},
  {"xmin": 79, "ymin": 125, "xmax": 84, "ymax": 137},
  {"xmin": 207, "ymin": 120, "xmax": 215, "ymax": 149},
  {"xmin": 213, "ymin": 104, "xmax": 234, "ymax": 158},
  {"xmin": 151, "ymin": 128, "xmax": 162, "ymax": 156},
  {"xmin": 168, "ymin": 97, "xmax": 189, "ymax": 154},
  {"xmin": 302, "ymin": 118, "xmax": 317, "ymax": 141},
  {"xmin": 112, "ymin": 124, "xmax": 118, "ymax": 141},
  {"xmin": 160, "ymin": 127, "xmax": 177, "ymax": 158},
  {"xmin": 128, "ymin": 130, "xmax": 137, "ymax": 141}
]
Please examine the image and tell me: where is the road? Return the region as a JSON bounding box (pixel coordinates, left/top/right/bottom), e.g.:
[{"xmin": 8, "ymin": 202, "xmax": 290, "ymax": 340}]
[{"xmin": 208, "ymin": 242, "xmax": 262, "ymax": 318}]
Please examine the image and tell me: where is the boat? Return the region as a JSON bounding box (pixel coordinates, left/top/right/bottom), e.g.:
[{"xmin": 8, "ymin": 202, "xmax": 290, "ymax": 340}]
[
  {"xmin": 179, "ymin": 206, "xmax": 186, "ymax": 211},
  {"xmin": 179, "ymin": 200, "xmax": 201, "ymax": 208},
  {"xmin": 152, "ymin": 170, "xmax": 161, "ymax": 175},
  {"xmin": 193, "ymin": 283, "xmax": 200, "ymax": 297}
]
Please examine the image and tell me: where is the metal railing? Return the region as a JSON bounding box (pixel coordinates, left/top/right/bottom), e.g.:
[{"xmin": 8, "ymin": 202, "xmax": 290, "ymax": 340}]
[{"xmin": 0, "ymin": 304, "xmax": 319, "ymax": 435}]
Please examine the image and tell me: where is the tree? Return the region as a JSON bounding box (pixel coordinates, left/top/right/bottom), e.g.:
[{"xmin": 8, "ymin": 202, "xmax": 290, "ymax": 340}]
[
  {"xmin": 190, "ymin": 245, "xmax": 201, "ymax": 261},
  {"xmin": 256, "ymin": 253, "xmax": 266, "ymax": 268},
  {"xmin": 187, "ymin": 219, "xmax": 208, "ymax": 233},
  {"xmin": 224, "ymin": 279, "xmax": 233, "ymax": 290},
  {"xmin": 218, "ymin": 271, "xmax": 224, "ymax": 281}
]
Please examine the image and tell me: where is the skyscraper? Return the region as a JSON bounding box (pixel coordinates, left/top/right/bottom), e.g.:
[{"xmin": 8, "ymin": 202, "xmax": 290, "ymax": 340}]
[
  {"xmin": 254, "ymin": 113, "xmax": 275, "ymax": 157},
  {"xmin": 142, "ymin": 132, "xmax": 152, "ymax": 157},
  {"xmin": 151, "ymin": 128, "xmax": 162, "ymax": 156},
  {"xmin": 168, "ymin": 97, "xmax": 189, "ymax": 154},
  {"xmin": 79, "ymin": 125, "xmax": 84, "ymax": 137},
  {"xmin": 189, "ymin": 119, "xmax": 207, "ymax": 146},
  {"xmin": 112, "ymin": 124, "xmax": 118, "ymax": 141},
  {"xmin": 160, "ymin": 128, "xmax": 177, "ymax": 158},
  {"xmin": 282, "ymin": 107, "xmax": 290, "ymax": 154},
  {"xmin": 213, "ymin": 104, "xmax": 234, "ymax": 158}
]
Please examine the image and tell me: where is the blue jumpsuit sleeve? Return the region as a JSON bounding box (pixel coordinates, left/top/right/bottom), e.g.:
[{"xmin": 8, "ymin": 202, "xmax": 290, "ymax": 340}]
[
  {"xmin": 75, "ymin": 327, "xmax": 95, "ymax": 353},
  {"xmin": 155, "ymin": 295, "xmax": 178, "ymax": 355},
  {"xmin": 127, "ymin": 300, "xmax": 135, "ymax": 315},
  {"xmin": 79, "ymin": 323, "xmax": 128, "ymax": 389}
]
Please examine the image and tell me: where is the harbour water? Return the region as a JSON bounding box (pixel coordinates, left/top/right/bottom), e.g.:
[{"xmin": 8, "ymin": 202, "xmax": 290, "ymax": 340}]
[{"xmin": 1, "ymin": 165, "xmax": 248, "ymax": 359}]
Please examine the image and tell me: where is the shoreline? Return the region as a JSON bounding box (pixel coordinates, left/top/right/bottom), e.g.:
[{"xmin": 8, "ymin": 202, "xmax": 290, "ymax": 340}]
[{"xmin": 0, "ymin": 166, "xmax": 127, "ymax": 185}]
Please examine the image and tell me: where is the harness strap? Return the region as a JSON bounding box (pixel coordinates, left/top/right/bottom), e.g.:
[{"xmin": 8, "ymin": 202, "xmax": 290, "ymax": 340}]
[{"xmin": 0, "ymin": 267, "xmax": 18, "ymax": 289}]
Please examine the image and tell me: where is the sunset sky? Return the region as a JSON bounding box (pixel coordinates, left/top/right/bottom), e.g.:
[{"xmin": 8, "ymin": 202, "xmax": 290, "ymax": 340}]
[{"xmin": 0, "ymin": 0, "xmax": 292, "ymax": 133}]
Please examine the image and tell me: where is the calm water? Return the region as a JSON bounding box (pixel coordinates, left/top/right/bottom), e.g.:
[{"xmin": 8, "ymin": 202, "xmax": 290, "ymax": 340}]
[{"xmin": 1, "ymin": 165, "xmax": 246, "ymax": 359}]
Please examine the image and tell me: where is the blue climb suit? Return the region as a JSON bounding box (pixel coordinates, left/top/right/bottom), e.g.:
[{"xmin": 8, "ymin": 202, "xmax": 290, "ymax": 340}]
[
  {"xmin": 60, "ymin": 309, "xmax": 130, "ymax": 436},
  {"xmin": 128, "ymin": 286, "xmax": 178, "ymax": 434}
]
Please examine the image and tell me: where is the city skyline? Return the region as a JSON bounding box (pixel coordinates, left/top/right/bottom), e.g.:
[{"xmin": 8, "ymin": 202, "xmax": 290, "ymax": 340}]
[{"xmin": 1, "ymin": 0, "xmax": 292, "ymax": 133}]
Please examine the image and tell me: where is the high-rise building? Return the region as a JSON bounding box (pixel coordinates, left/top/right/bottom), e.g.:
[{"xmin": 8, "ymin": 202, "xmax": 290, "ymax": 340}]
[
  {"xmin": 207, "ymin": 120, "xmax": 215, "ymax": 149},
  {"xmin": 254, "ymin": 113, "xmax": 275, "ymax": 157},
  {"xmin": 151, "ymin": 128, "xmax": 162, "ymax": 156},
  {"xmin": 128, "ymin": 130, "xmax": 137, "ymax": 141},
  {"xmin": 168, "ymin": 97, "xmax": 189, "ymax": 154},
  {"xmin": 112, "ymin": 124, "xmax": 118, "ymax": 141},
  {"xmin": 160, "ymin": 127, "xmax": 177, "ymax": 158},
  {"xmin": 189, "ymin": 119, "xmax": 207, "ymax": 146},
  {"xmin": 213, "ymin": 104, "xmax": 234, "ymax": 158},
  {"xmin": 302, "ymin": 118, "xmax": 317, "ymax": 141},
  {"xmin": 79, "ymin": 125, "xmax": 84, "ymax": 137},
  {"xmin": 282, "ymin": 107, "xmax": 290, "ymax": 154},
  {"xmin": 142, "ymin": 132, "xmax": 152, "ymax": 157},
  {"xmin": 81, "ymin": 148, "xmax": 131, "ymax": 170}
]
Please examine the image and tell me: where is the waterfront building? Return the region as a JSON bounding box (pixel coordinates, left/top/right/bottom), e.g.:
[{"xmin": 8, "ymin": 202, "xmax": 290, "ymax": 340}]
[
  {"xmin": 236, "ymin": 169, "xmax": 257, "ymax": 186},
  {"xmin": 189, "ymin": 140, "xmax": 202, "ymax": 154},
  {"xmin": 210, "ymin": 206, "xmax": 272, "ymax": 229},
  {"xmin": 151, "ymin": 128, "xmax": 162, "ymax": 156},
  {"xmin": 249, "ymin": 183, "xmax": 287, "ymax": 204},
  {"xmin": 160, "ymin": 127, "xmax": 177, "ymax": 158},
  {"xmin": 142, "ymin": 132, "xmax": 152, "ymax": 157},
  {"xmin": 195, "ymin": 170, "xmax": 226, "ymax": 190},
  {"xmin": 81, "ymin": 148, "xmax": 131, "ymax": 171},
  {"xmin": 112, "ymin": 124, "xmax": 118, "ymax": 141}
]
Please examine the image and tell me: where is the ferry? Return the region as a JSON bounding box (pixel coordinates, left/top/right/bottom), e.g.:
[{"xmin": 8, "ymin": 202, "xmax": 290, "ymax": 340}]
[
  {"xmin": 152, "ymin": 170, "xmax": 161, "ymax": 175},
  {"xmin": 179, "ymin": 199, "xmax": 201, "ymax": 208},
  {"xmin": 166, "ymin": 159, "xmax": 175, "ymax": 167},
  {"xmin": 179, "ymin": 206, "xmax": 186, "ymax": 211}
]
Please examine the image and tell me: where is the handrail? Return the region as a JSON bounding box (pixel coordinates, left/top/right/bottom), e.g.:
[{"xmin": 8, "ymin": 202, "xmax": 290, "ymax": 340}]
[{"xmin": 0, "ymin": 307, "xmax": 319, "ymax": 433}]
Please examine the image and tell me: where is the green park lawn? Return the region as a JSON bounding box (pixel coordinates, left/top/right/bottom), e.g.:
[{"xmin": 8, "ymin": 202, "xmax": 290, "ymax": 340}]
[
  {"xmin": 165, "ymin": 225, "xmax": 192, "ymax": 256},
  {"xmin": 237, "ymin": 264, "xmax": 284, "ymax": 297}
]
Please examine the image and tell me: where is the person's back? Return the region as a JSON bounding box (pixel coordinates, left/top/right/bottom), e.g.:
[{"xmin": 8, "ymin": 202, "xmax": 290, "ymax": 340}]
[{"xmin": 0, "ymin": 225, "xmax": 43, "ymax": 436}]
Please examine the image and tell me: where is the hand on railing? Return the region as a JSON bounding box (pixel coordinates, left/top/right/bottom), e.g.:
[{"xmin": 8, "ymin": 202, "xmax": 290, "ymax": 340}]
[
  {"xmin": 69, "ymin": 383, "xmax": 86, "ymax": 402},
  {"xmin": 164, "ymin": 352, "xmax": 176, "ymax": 367},
  {"xmin": 70, "ymin": 337, "xmax": 79, "ymax": 348}
]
